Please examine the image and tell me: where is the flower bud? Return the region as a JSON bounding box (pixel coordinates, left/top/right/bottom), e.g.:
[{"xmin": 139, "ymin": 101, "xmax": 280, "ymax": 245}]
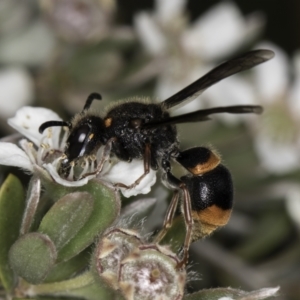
[
  {"xmin": 119, "ymin": 244, "xmax": 186, "ymax": 300},
  {"xmin": 92, "ymin": 228, "xmax": 142, "ymax": 290}
]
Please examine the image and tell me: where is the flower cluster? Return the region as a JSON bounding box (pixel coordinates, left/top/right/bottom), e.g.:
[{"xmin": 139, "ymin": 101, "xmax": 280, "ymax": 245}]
[{"xmin": 135, "ymin": 0, "xmax": 264, "ymax": 114}]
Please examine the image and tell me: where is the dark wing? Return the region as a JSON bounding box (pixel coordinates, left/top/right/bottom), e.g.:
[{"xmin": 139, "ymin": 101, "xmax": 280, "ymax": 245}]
[
  {"xmin": 143, "ymin": 105, "xmax": 262, "ymax": 129},
  {"xmin": 161, "ymin": 49, "xmax": 274, "ymax": 110}
]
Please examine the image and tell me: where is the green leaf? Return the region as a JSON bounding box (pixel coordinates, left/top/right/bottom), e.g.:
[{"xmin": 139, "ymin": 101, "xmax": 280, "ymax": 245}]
[
  {"xmin": 44, "ymin": 247, "xmax": 91, "ymax": 283},
  {"xmin": 38, "ymin": 192, "xmax": 94, "ymax": 250},
  {"xmin": 0, "ymin": 174, "xmax": 25, "ymax": 292},
  {"xmin": 44, "ymin": 179, "xmax": 120, "ymax": 263},
  {"xmin": 9, "ymin": 232, "xmax": 57, "ymax": 284}
]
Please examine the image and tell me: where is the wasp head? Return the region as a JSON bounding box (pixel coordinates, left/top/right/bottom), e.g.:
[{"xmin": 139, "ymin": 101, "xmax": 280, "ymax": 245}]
[{"xmin": 59, "ymin": 115, "xmax": 106, "ymax": 176}]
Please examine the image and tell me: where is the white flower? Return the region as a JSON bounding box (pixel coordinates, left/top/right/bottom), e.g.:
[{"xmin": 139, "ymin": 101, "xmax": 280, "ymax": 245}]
[
  {"xmin": 180, "ymin": 2, "xmax": 264, "ymax": 61},
  {"xmin": 0, "ymin": 106, "xmax": 67, "ymax": 181},
  {"xmin": 134, "ymin": 0, "xmax": 264, "ymax": 114},
  {"xmin": 202, "ymin": 41, "xmax": 300, "ymax": 174},
  {"xmin": 251, "ymin": 43, "xmax": 300, "ymax": 174},
  {"xmin": 103, "ymin": 160, "xmax": 156, "ymax": 198},
  {"xmin": 203, "ymin": 74, "xmax": 258, "ymax": 125},
  {"xmin": 0, "ymin": 107, "xmax": 156, "ymax": 197}
]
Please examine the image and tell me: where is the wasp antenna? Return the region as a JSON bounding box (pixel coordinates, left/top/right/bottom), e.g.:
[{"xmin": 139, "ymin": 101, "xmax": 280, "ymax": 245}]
[
  {"xmin": 39, "ymin": 121, "xmax": 70, "ymax": 134},
  {"xmin": 83, "ymin": 92, "xmax": 102, "ymax": 111}
]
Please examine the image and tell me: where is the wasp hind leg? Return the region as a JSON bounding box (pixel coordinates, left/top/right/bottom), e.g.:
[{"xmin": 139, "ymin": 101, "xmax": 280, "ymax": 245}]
[{"xmin": 156, "ymin": 159, "xmax": 194, "ymax": 269}]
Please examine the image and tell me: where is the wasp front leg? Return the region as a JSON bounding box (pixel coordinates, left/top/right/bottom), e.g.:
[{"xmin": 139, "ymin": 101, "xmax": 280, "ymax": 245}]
[
  {"xmin": 80, "ymin": 137, "xmax": 116, "ymax": 179},
  {"xmin": 114, "ymin": 143, "xmax": 152, "ymax": 189}
]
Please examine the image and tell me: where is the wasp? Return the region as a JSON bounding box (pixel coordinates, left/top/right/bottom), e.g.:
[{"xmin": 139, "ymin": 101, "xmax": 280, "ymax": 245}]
[{"xmin": 39, "ymin": 49, "xmax": 274, "ymax": 267}]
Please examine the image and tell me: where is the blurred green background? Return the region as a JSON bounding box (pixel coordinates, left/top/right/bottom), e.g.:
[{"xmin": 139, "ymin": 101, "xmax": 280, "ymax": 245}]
[{"xmin": 0, "ymin": 1, "xmax": 299, "ymax": 299}]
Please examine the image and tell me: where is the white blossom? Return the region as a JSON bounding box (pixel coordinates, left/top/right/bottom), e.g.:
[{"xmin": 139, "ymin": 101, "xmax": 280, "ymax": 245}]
[
  {"xmin": 104, "ymin": 160, "xmax": 156, "ymax": 197},
  {"xmin": 251, "ymin": 43, "xmax": 300, "ymax": 174},
  {"xmin": 134, "ymin": 0, "xmax": 264, "ymax": 114},
  {"xmin": 0, "ymin": 142, "xmax": 33, "ymax": 172}
]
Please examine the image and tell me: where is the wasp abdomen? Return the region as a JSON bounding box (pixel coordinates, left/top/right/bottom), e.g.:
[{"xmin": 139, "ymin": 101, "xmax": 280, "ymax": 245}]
[
  {"xmin": 176, "ymin": 147, "xmax": 221, "ymax": 175},
  {"xmin": 181, "ymin": 164, "xmax": 233, "ymax": 241}
]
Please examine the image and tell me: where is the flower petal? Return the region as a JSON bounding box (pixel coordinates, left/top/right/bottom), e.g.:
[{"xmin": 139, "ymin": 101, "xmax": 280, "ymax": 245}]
[
  {"xmin": 134, "ymin": 12, "xmax": 167, "ymax": 56},
  {"xmin": 204, "ymin": 75, "xmax": 257, "ymax": 124},
  {"xmin": 8, "ymin": 106, "xmax": 62, "ymax": 147},
  {"xmin": 104, "ymin": 160, "xmax": 157, "ymax": 197},
  {"xmin": 0, "ymin": 142, "xmax": 33, "ymax": 171},
  {"xmin": 43, "ymin": 163, "xmax": 91, "ymax": 187},
  {"xmin": 155, "ymin": 63, "xmax": 205, "ymax": 114},
  {"xmin": 182, "ymin": 2, "xmax": 264, "ymax": 61},
  {"xmin": 155, "ymin": 0, "xmax": 186, "ymax": 24},
  {"xmin": 253, "ymin": 42, "xmax": 289, "ymax": 103},
  {"xmin": 254, "ymin": 134, "xmax": 300, "ymax": 174}
]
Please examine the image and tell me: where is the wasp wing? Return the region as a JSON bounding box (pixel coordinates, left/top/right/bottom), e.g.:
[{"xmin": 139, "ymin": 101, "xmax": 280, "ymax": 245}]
[
  {"xmin": 161, "ymin": 49, "xmax": 274, "ymax": 110},
  {"xmin": 144, "ymin": 105, "xmax": 262, "ymax": 128}
]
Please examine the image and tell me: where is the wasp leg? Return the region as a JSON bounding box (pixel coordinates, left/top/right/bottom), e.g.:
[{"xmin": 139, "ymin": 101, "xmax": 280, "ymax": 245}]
[
  {"xmin": 80, "ymin": 137, "xmax": 116, "ymax": 179},
  {"xmin": 114, "ymin": 143, "xmax": 151, "ymax": 189},
  {"xmin": 159, "ymin": 164, "xmax": 194, "ymax": 269},
  {"xmin": 177, "ymin": 183, "xmax": 193, "ymax": 269},
  {"xmin": 154, "ymin": 190, "xmax": 180, "ymax": 243}
]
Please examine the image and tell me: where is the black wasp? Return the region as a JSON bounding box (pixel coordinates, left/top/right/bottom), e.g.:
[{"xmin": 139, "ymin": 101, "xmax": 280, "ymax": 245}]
[{"xmin": 39, "ymin": 49, "xmax": 274, "ymax": 268}]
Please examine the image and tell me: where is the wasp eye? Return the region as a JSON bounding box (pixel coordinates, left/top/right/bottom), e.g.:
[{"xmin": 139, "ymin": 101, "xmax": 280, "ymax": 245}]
[
  {"xmin": 66, "ymin": 124, "xmax": 91, "ymax": 160},
  {"xmin": 78, "ymin": 132, "xmax": 87, "ymax": 143}
]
